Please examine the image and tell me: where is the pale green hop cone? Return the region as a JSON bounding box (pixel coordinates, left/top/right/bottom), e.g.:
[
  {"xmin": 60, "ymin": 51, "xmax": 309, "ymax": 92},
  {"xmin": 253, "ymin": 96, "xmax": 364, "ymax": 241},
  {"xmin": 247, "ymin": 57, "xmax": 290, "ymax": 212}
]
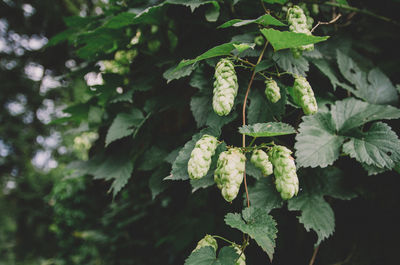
[
  {"xmin": 251, "ymin": 149, "xmax": 273, "ymax": 176},
  {"xmin": 287, "ymin": 5, "xmax": 314, "ymax": 57},
  {"xmin": 214, "ymin": 148, "xmax": 246, "ymax": 202},
  {"xmin": 268, "ymin": 145, "xmax": 299, "ymax": 200},
  {"xmin": 188, "ymin": 134, "xmax": 219, "ymax": 180},
  {"xmin": 264, "ymin": 79, "xmax": 281, "ymax": 103},
  {"xmin": 212, "ymin": 58, "xmax": 238, "ymax": 116},
  {"xmin": 193, "ymin": 234, "xmax": 218, "ymax": 252},
  {"xmin": 293, "ymin": 75, "xmax": 318, "ymax": 115}
]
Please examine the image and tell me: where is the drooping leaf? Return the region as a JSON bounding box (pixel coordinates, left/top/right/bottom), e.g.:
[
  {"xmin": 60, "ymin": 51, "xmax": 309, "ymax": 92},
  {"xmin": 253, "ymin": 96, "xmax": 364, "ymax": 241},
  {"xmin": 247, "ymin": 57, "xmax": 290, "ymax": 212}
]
[
  {"xmin": 149, "ymin": 164, "xmax": 171, "ymax": 199},
  {"xmin": 261, "ymin": 29, "xmax": 329, "ymax": 51},
  {"xmin": 218, "ymin": 14, "xmax": 285, "ymax": 29},
  {"xmin": 254, "ymin": 59, "xmax": 274, "ymax": 73},
  {"xmin": 184, "ymin": 246, "xmax": 239, "ymax": 265},
  {"xmin": 239, "ymin": 122, "xmax": 296, "ymax": 137},
  {"xmin": 343, "ymin": 122, "xmax": 400, "ymax": 169},
  {"xmin": 78, "ymin": 153, "xmax": 135, "ymax": 197},
  {"xmin": 138, "ymin": 146, "xmax": 168, "ymax": 171},
  {"xmin": 166, "ymin": 127, "xmax": 220, "ymax": 181},
  {"xmin": 247, "ymin": 178, "xmax": 283, "ymax": 213},
  {"xmin": 110, "ymin": 89, "xmax": 134, "ymax": 104},
  {"xmin": 288, "ymin": 167, "xmax": 355, "ymax": 245},
  {"xmin": 362, "ymin": 68, "xmax": 399, "ymax": 104},
  {"xmin": 225, "ymin": 207, "xmax": 277, "ymax": 261},
  {"xmin": 273, "ymin": 50, "xmax": 309, "ymax": 76},
  {"xmin": 105, "ymin": 109, "xmax": 145, "ymax": 146},
  {"xmin": 288, "ymin": 193, "xmax": 335, "ymax": 246},
  {"xmin": 295, "ymin": 112, "xmax": 344, "ymax": 168},
  {"xmin": 311, "ymin": 59, "xmax": 354, "ymax": 92},
  {"xmin": 330, "ymin": 98, "xmax": 400, "ymax": 133},
  {"xmin": 336, "ymin": 49, "xmax": 366, "ymax": 90}
]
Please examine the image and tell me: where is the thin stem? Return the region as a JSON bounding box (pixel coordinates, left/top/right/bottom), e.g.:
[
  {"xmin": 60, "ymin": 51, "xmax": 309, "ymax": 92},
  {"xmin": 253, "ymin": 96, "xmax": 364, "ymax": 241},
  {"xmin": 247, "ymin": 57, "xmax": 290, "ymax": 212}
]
[
  {"xmin": 212, "ymin": 235, "xmax": 236, "ymax": 245},
  {"xmin": 324, "ymin": 2, "xmax": 400, "ymax": 26},
  {"xmin": 235, "ymin": 57, "xmax": 256, "ymax": 67},
  {"xmin": 309, "ymin": 245, "xmax": 320, "ymax": 265},
  {"xmin": 242, "ymin": 40, "xmax": 269, "ymax": 208},
  {"xmin": 311, "ymin": 13, "xmax": 342, "ymax": 32},
  {"xmin": 249, "ymin": 137, "xmax": 257, "ymax": 147}
]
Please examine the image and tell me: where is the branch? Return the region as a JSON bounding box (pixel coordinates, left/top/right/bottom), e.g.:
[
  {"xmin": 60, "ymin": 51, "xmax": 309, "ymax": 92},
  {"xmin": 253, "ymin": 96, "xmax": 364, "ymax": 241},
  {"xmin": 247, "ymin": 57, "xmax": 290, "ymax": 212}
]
[
  {"xmin": 242, "ymin": 40, "xmax": 269, "ymax": 208},
  {"xmin": 311, "ymin": 13, "xmax": 342, "ymax": 33}
]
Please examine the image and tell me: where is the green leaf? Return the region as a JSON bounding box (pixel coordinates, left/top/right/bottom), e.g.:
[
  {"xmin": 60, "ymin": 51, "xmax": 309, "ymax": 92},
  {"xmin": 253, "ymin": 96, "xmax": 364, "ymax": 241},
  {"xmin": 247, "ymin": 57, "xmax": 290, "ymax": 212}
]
[
  {"xmin": 295, "ymin": 112, "xmax": 344, "ymax": 168},
  {"xmin": 225, "ymin": 207, "xmax": 277, "ymax": 261},
  {"xmin": 245, "ymin": 159, "xmax": 263, "ymax": 180},
  {"xmin": 239, "ymin": 122, "xmax": 296, "ymax": 137},
  {"xmin": 262, "ymin": 0, "xmax": 288, "ymax": 4},
  {"xmin": 103, "ymin": 5, "xmax": 164, "ymax": 28},
  {"xmin": 330, "ymin": 98, "xmax": 400, "ymax": 133},
  {"xmin": 260, "ymin": 29, "xmax": 329, "ymax": 51},
  {"xmin": 177, "ymin": 43, "xmax": 237, "ymax": 69},
  {"xmin": 362, "ymin": 68, "xmax": 399, "ymax": 104},
  {"xmin": 149, "ymin": 164, "xmax": 170, "ymax": 199},
  {"xmin": 254, "ymin": 59, "xmax": 274, "ymax": 73},
  {"xmin": 218, "ymin": 14, "xmax": 285, "ymax": 29},
  {"xmin": 247, "ymin": 178, "xmax": 283, "ymax": 213},
  {"xmin": 110, "ymin": 89, "xmax": 134, "ymax": 104},
  {"xmin": 166, "ymin": 0, "xmax": 217, "ymax": 12},
  {"xmin": 79, "ymin": 153, "xmax": 134, "ymax": 197},
  {"xmin": 138, "ymin": 146, "xmax": 168, "ymax": 171},
  {"xmin": 247, "ymin": 89, "xmax": 286, "ymax": 124},
  {"xmin": 184, "ymin": 246, "xmax": 239, "ymax": 265},
  {"xmin": 166, "ymin": 127, "xmax": 220, "ymax": 181},
  {"xmin": 105, "ymin": 109, "xmax": 145, "ymax": 146},
  {"xmin": 336, "ymin": 49, "xmax": 366, "ymax": 90},
  {"xmin": 190, "ymin": 92, "xmax": 237, "ymax": 129},
  {"xmin": 288, "ymin": 193, "xmax": 334, "ymax": 246},
  {"xmin": 288, "ymin": 167, "xmax": 355, "ymax": 245},
  {"xmin": 163, "ymin": 64, "xmax": 196, "ymax": 83},
  {"xmin": 343, "ymin": 122, "xmax": 400, "ymax": 169},
  {"xmin": 273, "ymin": 50, "xmax": 309, "ymax": 76},
  {"xmin": 311, "ymin": 59, "xmax": 354, "ymax": 92},
  {"xmin": 205, "ymin": 2, "xmax": 220, "ymax": 22}
]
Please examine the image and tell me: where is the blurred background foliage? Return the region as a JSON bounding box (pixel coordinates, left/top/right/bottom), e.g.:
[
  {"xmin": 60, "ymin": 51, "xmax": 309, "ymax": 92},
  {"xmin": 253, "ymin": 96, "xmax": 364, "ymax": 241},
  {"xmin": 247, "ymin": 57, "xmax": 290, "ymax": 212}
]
[{"xmin": 1, "ymin": 0, "xmax": 400, "ymax": 264}]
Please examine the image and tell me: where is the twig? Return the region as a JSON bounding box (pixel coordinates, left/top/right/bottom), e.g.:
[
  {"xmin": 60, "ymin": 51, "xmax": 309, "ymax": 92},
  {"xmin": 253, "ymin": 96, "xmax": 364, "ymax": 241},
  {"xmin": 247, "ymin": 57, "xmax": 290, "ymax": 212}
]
[
  {"xmin": 324, "ymin": 2, "xmax": 400, "ymax": 27},
  {"xmin": 242, "ymin": 40, "xmax": 269, "ymax": 208},
  {"xmin": 311, "ymin": 13, "xmax": 342, "ymax": 33},
  {"xmin": 308, "ymin": 245, "xmax": 320, "ymax": 265}
]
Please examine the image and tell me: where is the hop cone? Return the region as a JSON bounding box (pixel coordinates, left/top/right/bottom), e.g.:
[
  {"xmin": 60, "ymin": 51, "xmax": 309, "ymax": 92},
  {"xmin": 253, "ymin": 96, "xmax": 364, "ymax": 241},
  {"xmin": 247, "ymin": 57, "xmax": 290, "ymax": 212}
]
[
  {"xmin": 188, "ymin": 135, "xmax": 219, "ymax": 180},
  {"xmin": 213, "ymin": 58, "xmax": 238, "ymax": 116},
  {"xmin": 268, "ymin": 145, "xmax": 299, "ymax": 200},
  {"xmin": 234, "ymin": 246, "xmax": 246, "ymax": 265},
  {"xmin": 193, "ymin": 234, "xmax": 218, "ymax": 252},
  {"xmin": 264, "ymin": 79, "xmax": 281, "ymax": 103},
  {"xmin": 287, "ymin": 5, "xmax": 314, "ymax": 57},
  {"xmin": 293, "ymin": 76, "xmax": 318, "ymax": 115},
  {"xmin": 214, "ymin": 148, "xmax": 246, "ymax": 202},
  {"xmin": 251, "ymin": 150, "xmax": 273, "ymax": 176}
]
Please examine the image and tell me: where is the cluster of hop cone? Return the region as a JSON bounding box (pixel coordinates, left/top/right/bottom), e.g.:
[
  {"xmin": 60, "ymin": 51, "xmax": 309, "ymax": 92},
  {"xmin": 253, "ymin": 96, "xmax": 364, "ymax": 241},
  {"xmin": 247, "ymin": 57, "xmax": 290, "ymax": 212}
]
[{"xmin": 188, "ymin": 49, "xmax": 318, "ymax": 202}]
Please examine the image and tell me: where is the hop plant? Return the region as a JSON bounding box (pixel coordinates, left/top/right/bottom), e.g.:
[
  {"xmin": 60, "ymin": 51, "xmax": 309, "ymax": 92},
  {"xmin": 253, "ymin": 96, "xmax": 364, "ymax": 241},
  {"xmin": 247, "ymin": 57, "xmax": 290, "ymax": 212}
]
[
  {"xmin": 293, "ymin": 75, "xmax": 318, "ymax": 115},
  {"xmin": 268, "ymin": 145, "xmax": 299, "ymax": 200},
  {"xmin": 214, "ymin": 148, "xmax": 246, "ymax": 202},
  {"xmin": 287, "ymin": 5, "xmax": 314, "ymax": 57},
  {"xmin": 188, "ymin": 135, "xmax": 219, "ymax": 180},
  {"xmin": 264, "ymin": 79, "xmax": 281, "ymax": 103},
  {"xmin": 213, "ymin": 58, "xmax": 239, "ymax": 116},
  {"xmin": 234, "ymin": 246, "xmax": 246, "ymax": 265},
  {"xmin": 251, "ymin": 149, "xmax": 273, "ymax": 176},
  {"xmin": 193, "ymin": 234, "xmax": 218, "ymax": 252},
  {"xmin": 114, "ymin": 50, "xmax": 137, "ymax": 65}
]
